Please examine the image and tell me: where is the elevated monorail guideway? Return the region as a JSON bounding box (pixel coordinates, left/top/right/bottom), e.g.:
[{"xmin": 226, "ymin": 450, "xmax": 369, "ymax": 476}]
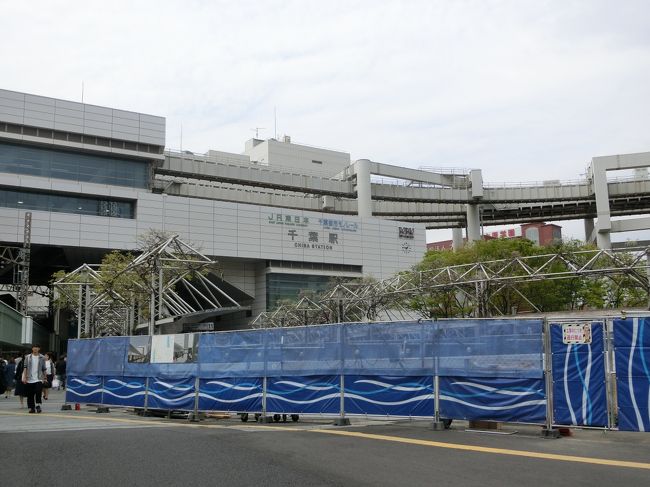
[{"xmin": 155, "ymin": 149, "xmax": 650, "ymax": 248}]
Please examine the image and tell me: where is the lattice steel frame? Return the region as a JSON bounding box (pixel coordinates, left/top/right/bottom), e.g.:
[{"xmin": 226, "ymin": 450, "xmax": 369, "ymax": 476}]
[{"xmin": 252, "ymin": 246, "xmax": 650, "ymax": 328}]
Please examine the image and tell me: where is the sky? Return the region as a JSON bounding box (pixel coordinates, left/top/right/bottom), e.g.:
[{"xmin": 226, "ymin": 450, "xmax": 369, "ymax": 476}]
[{"xmin": 2, "ymin": 0, "xmax": 649, "ymax": 241}]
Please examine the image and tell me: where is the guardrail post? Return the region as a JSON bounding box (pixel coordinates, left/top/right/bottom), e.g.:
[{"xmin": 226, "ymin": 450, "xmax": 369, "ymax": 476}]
[{"xmin": 334, "ymin": 375, "xmax": 350, "ymax": 426}]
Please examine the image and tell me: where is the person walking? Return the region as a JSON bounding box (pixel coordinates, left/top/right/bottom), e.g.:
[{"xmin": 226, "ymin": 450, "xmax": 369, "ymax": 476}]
[
  {"xmin": 55, "ymin": 354, "xmax": 66, "ymax": 390},
  {"xmin": 14, "ymin": 355, "xmax": 26, "ymax": 408},
  {"xmin": 21, "ymin": 344, "xmax": 47, "ymax": 414},
  {"xmin": 0, "ymin": 357, "xmax": 6, "ymax": 397},
  {"xmin": 42, "ymin": 352, "xmax": 55, "ymax": 400},
  {"xmin": 3, "ymin": 357, "xmax": 16, "ymax": 398}
]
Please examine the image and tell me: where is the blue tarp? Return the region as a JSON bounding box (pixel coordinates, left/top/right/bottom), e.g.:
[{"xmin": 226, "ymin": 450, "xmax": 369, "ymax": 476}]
[
  {"xmin": 551, "ymin": 322, "xmax": 608, "ymax": 427},
  {"xmin": 68, "ymin": 319, "xmax": 544, "ymax": 379},
  {"xmin": 614, "ymin": 318, "xmax": 650, "ymax": 432}
]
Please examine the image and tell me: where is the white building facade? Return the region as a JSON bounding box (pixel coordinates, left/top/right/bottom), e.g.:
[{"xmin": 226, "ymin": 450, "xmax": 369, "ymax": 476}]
[{"xmin": 0, "ymin": 89, "xmax": 425, "ymax": 333}]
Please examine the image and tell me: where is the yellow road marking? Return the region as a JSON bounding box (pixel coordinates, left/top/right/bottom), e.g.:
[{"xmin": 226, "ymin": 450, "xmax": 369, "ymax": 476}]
[
  {"xmin": 0, "ymin": 410, "xmax": 302, "ymax": 431},
  {"xmin": 3, "ymin": 410, "xmax": 648, "ymax": 470},
  {"xmin": 310, "ymin": 429, "xmax": 650, "ymax": 471}
]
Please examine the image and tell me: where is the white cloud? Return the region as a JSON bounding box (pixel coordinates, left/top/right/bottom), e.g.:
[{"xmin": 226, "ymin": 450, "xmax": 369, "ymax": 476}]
[{"xmin": 2, "ymin": 0, "xmax": 649, "ymax": 240}]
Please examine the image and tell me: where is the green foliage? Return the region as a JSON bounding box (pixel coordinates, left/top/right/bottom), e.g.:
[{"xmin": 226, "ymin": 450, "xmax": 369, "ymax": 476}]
[{"xmin": 408, "ymin": 237, "xmax": 648, "ymax": 318}]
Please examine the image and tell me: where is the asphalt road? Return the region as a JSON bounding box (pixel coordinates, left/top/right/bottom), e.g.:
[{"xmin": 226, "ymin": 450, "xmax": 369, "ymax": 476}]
[{"xmin": 1, "ymin": 390, "xmax": 650, "ymax": 486}]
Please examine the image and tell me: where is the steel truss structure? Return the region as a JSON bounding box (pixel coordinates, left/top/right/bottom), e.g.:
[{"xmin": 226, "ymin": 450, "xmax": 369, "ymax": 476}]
[
  {"xmin": 252, "ymin": 246, "xmax": 650, "ymax": 328},
  {"xmin": 53, "ymin": 235, "xmax": 245, "ymax": 337}
]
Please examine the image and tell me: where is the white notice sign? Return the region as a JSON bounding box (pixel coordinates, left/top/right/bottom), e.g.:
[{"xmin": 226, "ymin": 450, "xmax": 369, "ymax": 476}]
[{"xmin": 562, "ymin": 323, "xmax": 592, "ymax": 345}]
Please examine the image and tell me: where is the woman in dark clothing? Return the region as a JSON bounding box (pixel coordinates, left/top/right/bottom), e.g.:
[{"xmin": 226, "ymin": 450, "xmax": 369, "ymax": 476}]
[
  {"xmin": 3, "ymin": 357, "xmax": 16, "ymax": 398},
  {"xmin": 55, "ymin": 355, "xmax": 67, "ymax": 390},
  {"xmin": 14, "ymin": 355, "xmax": 26, "ymax": 408}
]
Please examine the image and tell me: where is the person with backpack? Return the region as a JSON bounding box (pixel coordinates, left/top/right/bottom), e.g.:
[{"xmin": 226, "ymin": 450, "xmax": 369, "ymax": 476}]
[{"xmin": 21, "ymin": 344, "xmax": 47, "ymax": 414}]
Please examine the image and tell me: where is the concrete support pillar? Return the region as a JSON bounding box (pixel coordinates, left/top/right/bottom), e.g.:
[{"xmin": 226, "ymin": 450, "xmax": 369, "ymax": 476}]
[
  {"xmin": 597, "ymin": 231, "xmax": 611, "ymax": 250},
  {"xmin": 354, "ymin": 159, "xmax": 372, "ymax": 218},
  {"xmin": 466, "ymin": 204, "xmax": 481, "ymax": 242},
  {"xmin": 592, "ymin": 162, "xmax": 611, "ymax": 249},
  {"xmin": 452, "ymin": 227, "xmax": 463, "ymax": 250},
  {"xmin": 584, "ymin": 218, "xmax": 595, "ymax": 244}
]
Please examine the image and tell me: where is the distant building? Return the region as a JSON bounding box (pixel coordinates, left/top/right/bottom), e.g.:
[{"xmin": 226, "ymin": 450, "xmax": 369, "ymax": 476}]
[{"xmin": 427, "ymin": 222, "xmax": 562, "ymax": 250}]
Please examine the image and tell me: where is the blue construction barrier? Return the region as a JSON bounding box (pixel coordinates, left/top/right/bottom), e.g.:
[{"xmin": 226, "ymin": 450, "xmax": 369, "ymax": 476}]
[
  {"xmin": 66, "ymin": 319, "xmax": 547, "ymax": 423},
  {"xmin": 550, "ymin": 322, "xmax": 608, "ymax": 427},
  {"xmin": 614, "ymin": 318, "xmax": 650, "ymax": 432}
]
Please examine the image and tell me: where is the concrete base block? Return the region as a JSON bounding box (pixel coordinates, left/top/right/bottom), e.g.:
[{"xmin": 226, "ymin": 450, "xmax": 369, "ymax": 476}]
[
  {"xmin": 431, "ymin": 421, "xmax": 446, "ymax": 431},
  {"xmin": 60, "ymin": 404, "xmax": 72, "ymax": 411},
  {"xmin": 187, "ymin": 412, "xmax": 201, "ymax": 422},
  {"xmin": 333, "ymin": 417, "xmax": 351, "ymax": 426},
  {"xmin": 541, "ymin": 428, "xmax": 562, "ymax": 439},
  {"xmin": 96, "ymin": 406, "xmax": 110, "ymax": 414},
  {"xmin": 257, "ymin": 415, "xmax": 275, "ymax": 423}
]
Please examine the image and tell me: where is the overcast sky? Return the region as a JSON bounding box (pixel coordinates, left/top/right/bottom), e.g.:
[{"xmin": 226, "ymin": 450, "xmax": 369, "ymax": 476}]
[{"xmin": 2, "ymin": 0, "xmax": 649, "ymax": 240}]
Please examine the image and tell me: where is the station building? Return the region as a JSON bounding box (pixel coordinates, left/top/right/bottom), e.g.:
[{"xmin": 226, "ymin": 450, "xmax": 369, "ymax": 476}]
[{"xmin": 0, "ymin": 89, "xmax": 425, "ymax": 346}]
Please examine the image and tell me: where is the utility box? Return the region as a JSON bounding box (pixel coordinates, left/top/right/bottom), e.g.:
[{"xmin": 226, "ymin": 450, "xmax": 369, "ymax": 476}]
[{"xmin": 470, "ymin": 169, "xmax": 483, "ymax": 198}]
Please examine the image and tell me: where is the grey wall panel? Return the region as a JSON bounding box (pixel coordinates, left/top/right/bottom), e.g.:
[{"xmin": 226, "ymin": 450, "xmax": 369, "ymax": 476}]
[
  {"xmin": 112, "ymin": 109, "xmax": 139, "ymax": 121},
  {"xmin": 23, "ymin": 117, "xmax": 55, "ymax": 129}
]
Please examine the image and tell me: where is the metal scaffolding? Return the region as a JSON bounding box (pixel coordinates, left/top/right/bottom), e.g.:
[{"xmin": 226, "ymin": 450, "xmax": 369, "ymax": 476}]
[
  {"xmin": 53, "ymin": 235, "xmax": 246, "ymax": 337},
  {"xmin": 252, "ymin": 246, "xmax": 650, "ymax": 328}
]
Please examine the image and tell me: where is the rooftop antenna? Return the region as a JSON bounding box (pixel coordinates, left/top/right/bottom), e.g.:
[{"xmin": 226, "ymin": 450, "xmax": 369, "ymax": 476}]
[
  {"xmin": 251, "ymin": 127, "xmax": 265, "ymax": 139},
  {"xmin": 274, "ymin": 106, "xmax": 277, "ymax": 140},
  {"xmin": 81, "ymin": 81, "xmax": 84, "ymax": 103}
]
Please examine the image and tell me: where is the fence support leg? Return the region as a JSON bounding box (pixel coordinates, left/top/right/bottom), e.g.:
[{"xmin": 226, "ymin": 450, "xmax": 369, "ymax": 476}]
[
  {"xmin": 142, "ymin": 377, "xmax": 150, "ymax": 417},
  {"xmin": 258, "ymin": 376, "xmax": 273, "ymax": 423},
  {"xmin": 432, "ymin": 375, "xmax": 445, "ymax": 430},
  {"xmin": 541, "ymin": 319, "xmax": 561, "ymax": 438},
  {"xmin": 188, "ymin": 377, "xmax": 200, "ymax": 422},
  {"xmin": 333, "ymin": 375, "xmax": 350, "ymax": 426}
]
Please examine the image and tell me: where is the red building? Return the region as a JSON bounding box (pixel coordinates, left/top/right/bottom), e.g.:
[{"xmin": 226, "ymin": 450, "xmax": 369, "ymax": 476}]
[{"xmin": 427, "ymin": 222, "xmax": 561, "ymax": 250}]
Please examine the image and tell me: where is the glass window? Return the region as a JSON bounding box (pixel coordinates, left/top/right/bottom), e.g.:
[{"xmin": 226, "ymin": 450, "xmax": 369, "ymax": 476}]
[
  {"xmin": 266, "ymin": 273, "xmax": 334, "ymax": 311},
  {"xmin": 0, "ymin": 142, "xmax": 149, "ymax": 188},
  {"xmin": 0, "ymin": 187, "xmax": 135, "ymax": 219}
]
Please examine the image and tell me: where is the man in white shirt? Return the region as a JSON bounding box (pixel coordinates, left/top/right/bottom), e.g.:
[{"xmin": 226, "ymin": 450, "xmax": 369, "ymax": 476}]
[{"xmin": 21, "ymin": 344, "xmax": 47, "ymax": 414}]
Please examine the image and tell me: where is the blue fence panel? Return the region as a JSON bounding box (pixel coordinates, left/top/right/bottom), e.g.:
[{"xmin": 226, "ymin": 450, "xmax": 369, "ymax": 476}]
[
  {"xmin": 66, "ymin": 376, "xmax": 103, "ymax": 403},
  {"xmin": 433, "ymin": 319, "xmax": 544, "ymax": 379},
  {"xmin": 67, "ymin": 337, "xmax": 128, "ymax": 376},
  {"xmin": 439, "ymin": 376, "xmax": 546, "ymax": 423},
  {"xmin": 147, "ymin": 377, "xmax": 195, "ymax": 410},
  {"xmin": 342, "ymin": 322, "xmax": 429, "ymax": 376},
  {"xmin": 614, "ymin": 318, "xmax": 650, "ymax": 432},
  {"xmin": 551, "ymin": 322, "xmax": 608, "ymax": 427},
  {"xmin": 345, "ymin": 375, "xmax": 434, "ymax": 417},
  {"xmin": 198, "ymin": 331, "xmax": 266, "ymax": 378},
  {"xmin": 266, "ymin": 375, "xmax": 340, "ymax": 414},
  {"xmin": 198, "ymin": 377, "xmax": 263, "ymax": 413},
  {"xmin": 101, "ymin": 377, "xmax": 146, "ymax": 408}
]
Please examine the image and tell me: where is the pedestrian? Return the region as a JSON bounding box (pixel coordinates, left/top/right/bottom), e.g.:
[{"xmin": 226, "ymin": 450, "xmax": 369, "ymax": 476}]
[
  {"xmin": 3, "ymin": 357, "xmax": 16, "ymax": 398},
  {"xmin": 0, "ymin": 357, "xmax": 6, "ymax": 397},
  {"xmin": 43, "ymin": 352, "xmax": 55, "ymax": 400},
  {"xmin": 14, "ymin": 355, "xmax": 26, "ymax": 408},
  {"xmin": 55, "ymin": 354, "xmax": 67, "ymax": 390},
  {"xmin": 21, "ymin": 344, "xmax": 47, "ymax": 414}
]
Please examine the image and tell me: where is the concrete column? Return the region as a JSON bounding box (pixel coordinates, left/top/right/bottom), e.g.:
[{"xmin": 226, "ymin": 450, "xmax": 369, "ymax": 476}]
[
  {"xmin": 584, "ymin": 218, "xmax": 595, "ymax": 244},
  {"xmin": 584, "ymin": 218, "xmax": 595, "ymax": 243},
  {"xmin": 452, "ymin": 227, "xmax": 463, "ymax": 250},
  {"xmin": 592, "ymin": 161, "xmax": 611, "ymax": 249},
  {"xmin": 466, "ymin": 204, "xmax": 481, "ymax": 242},
  {"xmin": 354, "ymin": 159, "xmax": 372, "ymax": 218},
  {"xmin": 597, "ymin": 231, "xmax": 611, "ymax": 250}
]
